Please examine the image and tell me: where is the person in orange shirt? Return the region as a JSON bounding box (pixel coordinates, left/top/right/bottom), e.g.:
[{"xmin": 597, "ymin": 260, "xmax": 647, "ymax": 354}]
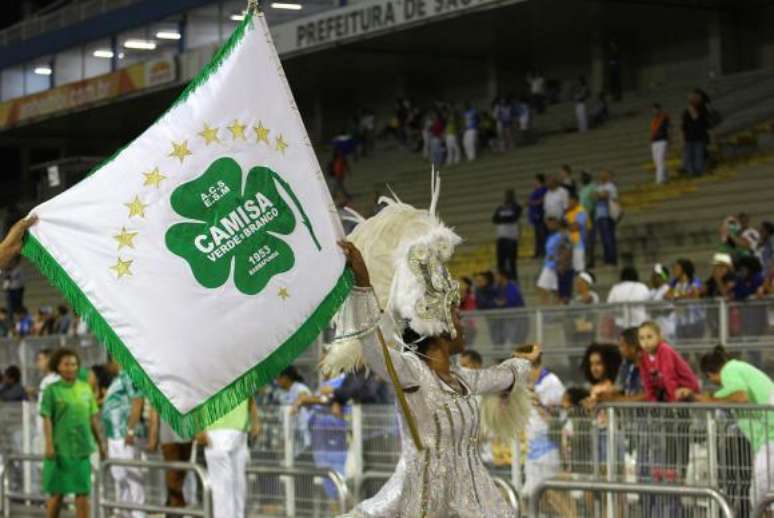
[{"xmin": 564, "ymin": 193, "xmax": 589, "ymax": 273}]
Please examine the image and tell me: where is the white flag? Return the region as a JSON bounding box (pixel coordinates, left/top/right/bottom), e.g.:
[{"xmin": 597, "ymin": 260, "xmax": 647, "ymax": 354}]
[{"xmin": 23, "ymin": 12, "xmax": 351, "ymax": 436}]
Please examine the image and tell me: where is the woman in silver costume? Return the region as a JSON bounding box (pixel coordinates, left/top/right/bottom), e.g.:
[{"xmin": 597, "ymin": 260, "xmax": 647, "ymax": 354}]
[{"xmin": 336, "ymin": 240, "xmax": 539, "ymax": 518}]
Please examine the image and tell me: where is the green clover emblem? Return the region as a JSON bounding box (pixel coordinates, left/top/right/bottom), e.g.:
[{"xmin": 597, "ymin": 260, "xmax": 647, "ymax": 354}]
[{"xmin": 165, "ymin": 157, "xmax": 319, "ymax": 295}]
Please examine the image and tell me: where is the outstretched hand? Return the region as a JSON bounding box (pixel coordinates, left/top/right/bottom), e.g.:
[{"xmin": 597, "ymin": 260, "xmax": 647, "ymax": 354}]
[
  {"xmin": 0, "ymin": 216, "xmax": 37, "ymax": 269},
  {"xmin": 338, "ymin": 240, "xmax": 370, "ymax": 287},
  {"xmin": 513, "ymin": 344, "xmax": 542, "ymax": 363}
]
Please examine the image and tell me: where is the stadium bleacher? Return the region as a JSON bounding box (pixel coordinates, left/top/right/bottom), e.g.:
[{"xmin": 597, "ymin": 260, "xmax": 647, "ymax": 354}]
[{"xmin": 337, "ymin": 69, "xmax": 774, "ymax": 303}]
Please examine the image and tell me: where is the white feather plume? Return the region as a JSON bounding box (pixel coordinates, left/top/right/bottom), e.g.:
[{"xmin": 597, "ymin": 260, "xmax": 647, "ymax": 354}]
[
  {"xmin": 480, "ymin": 384, "xmax": 532, "ymax": 441},
  {"xmin": 322, "ymin": 169, "xmax": 461, "ymax": 374}
]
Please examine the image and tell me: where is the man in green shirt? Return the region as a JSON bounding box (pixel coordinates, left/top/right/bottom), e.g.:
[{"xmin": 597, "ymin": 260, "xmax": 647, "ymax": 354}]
[
  {"xmin": 102, "ymin": 356, "xmax": 145, "ymax": 517},
  {"xmin": 680, "ymin": 346, "xmax": 774, "ymax": 511},
  {"xmin": 196, "ymin": 399, "xmax": 259, "ymax": 518},
  {"xmin": 41, "ymin": 348, "xmax": 104, "ymax": 518}
]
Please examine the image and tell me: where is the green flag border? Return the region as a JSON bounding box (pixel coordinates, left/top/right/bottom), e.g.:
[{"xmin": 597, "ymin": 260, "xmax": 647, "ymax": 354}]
[{"xmin": 21, "ymin": 12, "xmax": 353, "ymax": 438}]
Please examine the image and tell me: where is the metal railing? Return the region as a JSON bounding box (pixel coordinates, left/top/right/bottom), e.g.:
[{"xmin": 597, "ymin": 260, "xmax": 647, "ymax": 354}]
[
  {"xmin": 457, "ymin": 297, "xmax": 774, "ymax": 358},
  {"xmin": 752, "ymin": 492, "xmax": 774, "ymax": 518},
  {"xmin": 245, "ymin": 465, "xmax": 349, "ymax": 515},
  {"xmin": 1, "ymin": 453, "xmax": 99, "ymax": 518},
  {"xmin": 492, "ymin": 476, "xmax": 521, "ymax": 515},
  {"xmin": 0, "ymin": 0, "xmax": 145, "ymax": 46},
  {"xmin": 528, "ymin": 479, "xmax": 735, "ymax": 518},
  {"xmin": 96, "ymin": 458, "xmax": 212, "ymax": 518}
]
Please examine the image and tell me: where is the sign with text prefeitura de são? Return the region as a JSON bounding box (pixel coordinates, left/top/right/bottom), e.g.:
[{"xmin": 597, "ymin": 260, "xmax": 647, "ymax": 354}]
[
  {"xmin": 270, "ymin": 0, "xmax": 522, "ymax": 56},
  {"xmin": 23, "ymin": 13, "xmax": 352, "ymax": 437}
]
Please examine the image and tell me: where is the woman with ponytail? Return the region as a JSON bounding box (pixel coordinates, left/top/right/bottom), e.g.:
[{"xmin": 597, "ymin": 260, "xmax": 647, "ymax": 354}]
[{"xmin": 678, "ymin": 345, "xmax": 774, "ymax": 510}]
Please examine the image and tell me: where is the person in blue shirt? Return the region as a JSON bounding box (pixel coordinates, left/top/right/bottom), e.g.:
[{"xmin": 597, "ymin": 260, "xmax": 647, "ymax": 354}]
[
  {"xmin": 462, "ymin": 102, "xmax": 479, "ymax": 162},
  {"xmin": 473, "ymin": 271, "xmax": 497, "ymax": 310},
  {"xmin": 493, "ymin": 270, "xmax": 529, "ymax": 345},
  {"xmin": 537, "ymin": 217, "xmax": 562, "ymax": 304},
  {"xmin": 13, "ymin": 306, "xmax": 33, "ymax": 337},
  {"xmin": 528, "ymin": 174, "xmax": 548, "ymax": 258}
]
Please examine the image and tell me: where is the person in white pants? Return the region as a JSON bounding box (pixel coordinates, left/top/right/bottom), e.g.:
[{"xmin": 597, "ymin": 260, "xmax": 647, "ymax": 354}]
[
  {"xmin": 574, "ymin": 76, "xmax": 590, "ymax": 133},
  {"xmin": 650, "ymin": 103, "xmax": 670, "ymax": 184},
  {"xmin": 197, "ymin": 400, "xmax": 260, "ymax": 518},
  {"xmin": 444, "ymin": 113, "xmax": 460, "ymax": 166},
  {"xmin": 101, "ymin": 357, "xmax": 146, "ymax": 518},
  {"xmin": 462, "ymin": 103, "xmax": 479, "ymax": 161}
]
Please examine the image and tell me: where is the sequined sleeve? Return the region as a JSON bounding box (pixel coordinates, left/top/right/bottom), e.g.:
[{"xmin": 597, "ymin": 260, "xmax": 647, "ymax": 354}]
[
  {"xmin": 333, "ymin": 286, "xmax": 421, "ymax": 387},
  {"xmin": 332, "ymin": 286, "xmax": 382, "ymax": 341},
  {"xmin": 462, "ymin": 357, "xmax": 531, "ymax": 395},
  {"xmin": 359, "ymin": 328, "xmax": 422, "ymax": 389}
]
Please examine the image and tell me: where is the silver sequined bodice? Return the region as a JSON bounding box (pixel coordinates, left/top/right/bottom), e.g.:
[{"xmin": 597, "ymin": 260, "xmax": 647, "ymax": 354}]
[{"xmin": 338, "ymin": 290, "xmax": 530, "ymax": 518}]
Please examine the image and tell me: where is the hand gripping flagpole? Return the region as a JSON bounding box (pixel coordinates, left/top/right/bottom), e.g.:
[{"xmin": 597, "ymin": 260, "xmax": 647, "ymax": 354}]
[{"xmin": 246, "ymin": 0, "xmax": 260, "ymax": 13}]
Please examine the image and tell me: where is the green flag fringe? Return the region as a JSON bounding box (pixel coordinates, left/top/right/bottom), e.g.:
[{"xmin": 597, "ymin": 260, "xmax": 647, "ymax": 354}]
[{"xmin": 21, "ymin": 12, "xmax": 356, "ymax": 437}]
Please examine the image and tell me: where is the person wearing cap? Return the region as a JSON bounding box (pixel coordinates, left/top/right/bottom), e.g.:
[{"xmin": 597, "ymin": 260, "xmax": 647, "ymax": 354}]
[
  {"xmin": 649, "ymin": 264, "xmax": 671, "ymax": 301},
  {"xmin": 573, "ymin": 271, "xmax": 599, "ymax": 305},
  {"xmin": 568, "ymin": 271, "xmax": 599, "ymax": 344},
  {"xmin": 649, "ymin": 264, "xmax": 676, "ymax": 341},
  {"xmin": 702, "ymin": 253, "xmax": 735, "ymax": 300}
]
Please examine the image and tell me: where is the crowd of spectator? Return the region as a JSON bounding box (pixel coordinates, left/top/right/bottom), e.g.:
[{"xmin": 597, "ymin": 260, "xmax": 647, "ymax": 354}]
[
  {"xmin": 493, "ymin": 321, "xmax": 774, "ymax": 513},
  {"xmin": 0, "ymin": 303, "xmax": 81, "ymax": 338}
]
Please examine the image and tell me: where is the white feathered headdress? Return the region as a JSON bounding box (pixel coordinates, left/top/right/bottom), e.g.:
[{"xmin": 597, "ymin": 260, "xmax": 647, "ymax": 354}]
[{"xmin": 322, "ymin": 171, "xmax": 461, "ymax": 375}]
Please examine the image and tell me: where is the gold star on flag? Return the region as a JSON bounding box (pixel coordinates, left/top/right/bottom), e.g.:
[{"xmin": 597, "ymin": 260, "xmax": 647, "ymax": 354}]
[
  {"xmin": 278, "ymin": 287, "xmax": 290, "ymax": 300},
  {"xmin": 143, "ymin": 168, "xmax": 167, "ymax": 188},
  {"xmin": 254, "ymin": 122, "xmax": 270, "ymax": 144},
  {"xmin": 113, "ymin": 227, "xmax": 138, "ymax": 250},
  {"xmin": 228, "ymin": 120, "xmax": 247, "ymax": 141},
  {"xmin": 198, "ymin": 123, "xmax": 220, "ymax": 145},
  {"xmin": 125, "ymin": 196, "xmax": 148, "ymax": 218},
  {"xmin": 169, "ymin": 140, "xmax": 192, "ymax": 163},
  {"xmin": 110, "ymin": 257, "xmax": 133, "ymax": 279},
  {"xmin": 275, "ymin": 134, "xmax": 288, "ymax": 154}
]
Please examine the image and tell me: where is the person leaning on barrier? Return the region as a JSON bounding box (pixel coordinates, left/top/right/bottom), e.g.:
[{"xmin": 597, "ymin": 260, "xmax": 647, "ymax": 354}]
[
  {"xmin": 595, "ymin": 328, "xmax": 646, "ymax": 403},
  {"xmin": 677, "ymin": 345, "xmax": 774, "ymax": 511}
]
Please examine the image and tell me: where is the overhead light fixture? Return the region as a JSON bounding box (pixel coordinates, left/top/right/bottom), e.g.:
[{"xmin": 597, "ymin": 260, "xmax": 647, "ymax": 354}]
[
  {"xmin": 123, "ymin": 39, "xmax": 157, "ymax": 50},
  {"xmin": 230, "ymin": 13, "xmax": 245, "ymax": 21},
  {"xmin": 34, "ymin": 66, "xmax": 52, "ymax": 76},
  {"xmin": 271, "ymin": 2, "xmax": 302, "ymax": 9},
  {"xmin": 93, "ymin": 49, "xmax": 114, "ymax": 58},
  {"xmin": 156, "ymin": 31, "xmax": 181, "ymax": 40}
]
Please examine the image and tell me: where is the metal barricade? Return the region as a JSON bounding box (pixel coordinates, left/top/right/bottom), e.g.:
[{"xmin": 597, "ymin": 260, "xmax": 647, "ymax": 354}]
[
  {"xmin": 1, "ymin": 453, "xmax": 97, "ymax": 518},
  {"xmin": 603, "ymin": 402, "xmax": 774, "ymax": 516},
  {"xmin": 752, "ymin": 492, "xmax": 774, "ymax": 518},
  {"xmin": 97, "ymin": 458, "xmax": 212, "ymax": 518},
  {"xmin": 245, "ymin": 465, "xmax": 349, "ymax": 517},
  {"xmin": 360, "ymin": 405, "xmax": 401, "ymax": 474},
  {"xmin": 492, "ymin": 476, "xmax": 521, "ymax": 515},
  {"xmin": 529, "ymin": 479, "xmax": 735, "ymax": 518},
  {"xmin": 248, "ymin": 404, "xmax": 353, "ymax": 516},
  {"xmin": 535, "ymin": 402, "xmax": 774, "ymax": 516}
]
